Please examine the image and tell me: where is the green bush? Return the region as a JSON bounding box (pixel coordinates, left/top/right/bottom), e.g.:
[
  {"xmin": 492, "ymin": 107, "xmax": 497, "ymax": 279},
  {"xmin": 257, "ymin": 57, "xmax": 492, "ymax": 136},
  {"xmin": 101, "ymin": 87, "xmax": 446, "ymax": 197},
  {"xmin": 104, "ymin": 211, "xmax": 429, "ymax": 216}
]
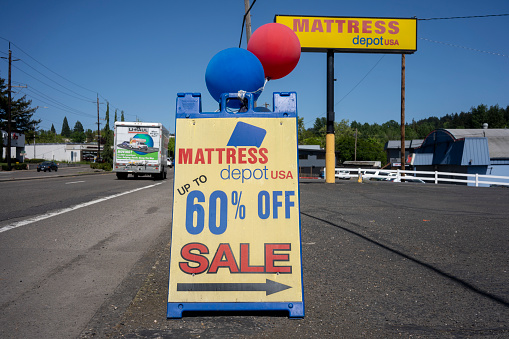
[
  {"xmin": 90, "ymin": 162, "xmax": 112, "ymax": 171},
  {"xmin": 1, "ymin": 163, "xmax": 27, "ymax": 171},
  {"xmin": 14, "ymin": 163, "xmax": 28, "ymax": 170},
  {"xmin": 25, "ymin": 158, "xmax": 46, "ymax": 163}
]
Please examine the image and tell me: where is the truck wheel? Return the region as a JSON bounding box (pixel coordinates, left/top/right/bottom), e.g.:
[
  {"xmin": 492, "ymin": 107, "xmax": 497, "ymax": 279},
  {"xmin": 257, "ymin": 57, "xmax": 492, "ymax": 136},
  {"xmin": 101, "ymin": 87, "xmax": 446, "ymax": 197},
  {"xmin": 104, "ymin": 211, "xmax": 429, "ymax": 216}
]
[{"xmin": 116, "ymin": 172, "xmax": 127, "ymax": 180}]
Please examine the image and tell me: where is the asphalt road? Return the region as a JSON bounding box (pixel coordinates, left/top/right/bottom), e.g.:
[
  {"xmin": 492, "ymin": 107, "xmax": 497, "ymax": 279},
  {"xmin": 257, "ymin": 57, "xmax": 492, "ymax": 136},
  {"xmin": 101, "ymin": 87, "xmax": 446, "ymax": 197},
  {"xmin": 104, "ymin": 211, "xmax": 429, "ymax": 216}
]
[
  {"xmin": 1, "ymin": 171, "xmax": 508, "ymax": 338},
  {"xmin": 0, "ymin": 170, "xmax": 173, "ymax": 339}
]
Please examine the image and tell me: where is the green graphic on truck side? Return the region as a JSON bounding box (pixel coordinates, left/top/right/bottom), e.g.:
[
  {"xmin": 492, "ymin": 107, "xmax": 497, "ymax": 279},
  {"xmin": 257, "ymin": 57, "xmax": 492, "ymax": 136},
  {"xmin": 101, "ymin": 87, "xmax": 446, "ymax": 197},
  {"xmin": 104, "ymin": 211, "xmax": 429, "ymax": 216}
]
[{"xmin": 116, "ymin": 149, "xmax": 158, "ymax": 161}]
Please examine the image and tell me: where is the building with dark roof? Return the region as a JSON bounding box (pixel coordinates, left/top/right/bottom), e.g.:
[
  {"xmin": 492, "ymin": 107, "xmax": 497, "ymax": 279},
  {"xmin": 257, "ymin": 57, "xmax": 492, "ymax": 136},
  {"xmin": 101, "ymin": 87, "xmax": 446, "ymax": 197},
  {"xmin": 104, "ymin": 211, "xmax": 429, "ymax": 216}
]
[
  {"xmin": 384, "ymin": 139, "xmax": 424, "ymax": 168},
  {"xmin": 298, "ymin": 145, "xmax": 326, "ymax": 177},
  {"xmin": 413, "ymin": 128, "xmax": 509, "ymax": 183}
]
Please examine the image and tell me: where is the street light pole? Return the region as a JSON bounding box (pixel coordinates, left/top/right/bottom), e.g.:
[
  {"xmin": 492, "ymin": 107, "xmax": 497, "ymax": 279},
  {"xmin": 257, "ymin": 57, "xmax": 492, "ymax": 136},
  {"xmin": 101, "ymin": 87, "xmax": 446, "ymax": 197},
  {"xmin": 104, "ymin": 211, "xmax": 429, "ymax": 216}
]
[{"xmin": 7, "ymin": 49, "xmax": 12, "ymax": 170}]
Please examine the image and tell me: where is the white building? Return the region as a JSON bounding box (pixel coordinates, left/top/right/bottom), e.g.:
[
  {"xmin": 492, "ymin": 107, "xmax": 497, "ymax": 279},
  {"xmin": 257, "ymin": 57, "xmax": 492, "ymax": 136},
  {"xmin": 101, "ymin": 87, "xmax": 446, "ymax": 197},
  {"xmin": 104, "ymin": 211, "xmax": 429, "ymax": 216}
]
[
  {"xmin": 24, "ymin": 143, "xmax": 103, "ymax": 162},
  {"xmin": 1, "ymin": 130, "xmax": 26, "ymax": 161}
]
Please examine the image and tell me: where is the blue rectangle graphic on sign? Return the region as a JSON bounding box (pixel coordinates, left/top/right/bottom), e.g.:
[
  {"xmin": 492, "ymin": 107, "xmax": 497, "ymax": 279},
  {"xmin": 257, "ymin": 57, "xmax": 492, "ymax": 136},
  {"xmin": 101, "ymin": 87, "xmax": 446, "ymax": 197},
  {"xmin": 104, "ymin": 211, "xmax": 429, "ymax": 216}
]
[{"xmin": 227, "ymin": 122, "xmax": 267, "ymax": 148}]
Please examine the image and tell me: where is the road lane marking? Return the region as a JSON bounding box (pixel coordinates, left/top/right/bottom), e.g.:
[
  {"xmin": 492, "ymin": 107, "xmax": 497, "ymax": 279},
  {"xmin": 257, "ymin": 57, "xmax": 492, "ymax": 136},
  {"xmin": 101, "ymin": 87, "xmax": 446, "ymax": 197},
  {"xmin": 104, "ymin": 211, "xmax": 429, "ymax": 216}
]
[
  {"xmin": 0, "ymin": 182, "xmax": 163, "ymax": 234},
  {"xmin": 65, "ymin": 181, "xmax": 85, "ymax": 184}
]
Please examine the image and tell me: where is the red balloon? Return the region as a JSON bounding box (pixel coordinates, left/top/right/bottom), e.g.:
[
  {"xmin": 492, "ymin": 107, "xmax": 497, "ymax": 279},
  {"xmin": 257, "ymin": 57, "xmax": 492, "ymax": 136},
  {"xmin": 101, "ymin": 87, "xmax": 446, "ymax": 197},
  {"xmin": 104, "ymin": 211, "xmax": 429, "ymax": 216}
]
[{"xmin": 247, "ymin": 23, "xmax": 301, "ymax": 80}]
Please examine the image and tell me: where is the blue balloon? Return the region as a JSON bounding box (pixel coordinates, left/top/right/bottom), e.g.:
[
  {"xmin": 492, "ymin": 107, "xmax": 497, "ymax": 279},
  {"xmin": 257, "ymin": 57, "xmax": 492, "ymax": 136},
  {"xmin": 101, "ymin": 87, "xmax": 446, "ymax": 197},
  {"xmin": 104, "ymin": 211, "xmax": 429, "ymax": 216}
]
[{"xmin": 205, "ymin": 48, "xmax": 265, "ymax": 106}]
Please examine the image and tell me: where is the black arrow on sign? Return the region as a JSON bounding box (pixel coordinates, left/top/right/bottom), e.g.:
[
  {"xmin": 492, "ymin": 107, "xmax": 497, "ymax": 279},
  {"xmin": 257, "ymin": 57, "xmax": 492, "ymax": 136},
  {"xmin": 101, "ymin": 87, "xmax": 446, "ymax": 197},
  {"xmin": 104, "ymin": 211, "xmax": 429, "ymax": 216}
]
[{"xmin": 177, "ymin": 279, "xmax": 291, "ymax": 296}]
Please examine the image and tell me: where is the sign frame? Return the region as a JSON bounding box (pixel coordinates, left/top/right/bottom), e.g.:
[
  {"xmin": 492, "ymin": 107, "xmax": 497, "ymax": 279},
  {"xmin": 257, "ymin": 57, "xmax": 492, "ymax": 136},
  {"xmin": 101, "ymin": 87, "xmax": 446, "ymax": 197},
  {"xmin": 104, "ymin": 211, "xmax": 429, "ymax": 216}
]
[
  {"xmin": 167, "ymin": 92, "xmax": 305, "ymax": 319},
  {"xmin": 275, "ymin": 14, "xmax": 417, "ymax": 54}
]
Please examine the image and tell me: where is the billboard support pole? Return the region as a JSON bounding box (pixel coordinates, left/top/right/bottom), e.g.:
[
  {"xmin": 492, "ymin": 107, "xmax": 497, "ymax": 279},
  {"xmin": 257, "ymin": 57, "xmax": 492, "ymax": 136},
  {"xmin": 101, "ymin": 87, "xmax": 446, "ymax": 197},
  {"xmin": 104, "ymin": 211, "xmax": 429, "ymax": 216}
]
[
  {"xmin": 400, "ymin": 54, "xmax": 406, "ymax": 173},
  {"xmin": 325, "ymin": 49, "xmax": 335, "ymax": 183}
]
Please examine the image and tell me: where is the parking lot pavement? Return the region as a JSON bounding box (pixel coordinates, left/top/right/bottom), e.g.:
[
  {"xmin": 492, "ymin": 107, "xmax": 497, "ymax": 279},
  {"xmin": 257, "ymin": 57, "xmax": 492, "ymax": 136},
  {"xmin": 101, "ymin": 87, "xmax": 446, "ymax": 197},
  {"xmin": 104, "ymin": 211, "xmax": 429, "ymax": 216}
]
[{"xmin": 81, "ymin": 180, "xmax": 509, "ymax": 338}]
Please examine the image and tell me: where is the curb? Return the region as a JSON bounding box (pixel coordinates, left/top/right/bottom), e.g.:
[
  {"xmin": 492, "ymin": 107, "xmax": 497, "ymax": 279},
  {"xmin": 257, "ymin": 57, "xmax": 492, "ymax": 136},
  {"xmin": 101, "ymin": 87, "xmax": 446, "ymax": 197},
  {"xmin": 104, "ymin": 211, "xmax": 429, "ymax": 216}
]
[{"xmin": 0, "ymin": 170, "xmax": 109, "ymax": 182}]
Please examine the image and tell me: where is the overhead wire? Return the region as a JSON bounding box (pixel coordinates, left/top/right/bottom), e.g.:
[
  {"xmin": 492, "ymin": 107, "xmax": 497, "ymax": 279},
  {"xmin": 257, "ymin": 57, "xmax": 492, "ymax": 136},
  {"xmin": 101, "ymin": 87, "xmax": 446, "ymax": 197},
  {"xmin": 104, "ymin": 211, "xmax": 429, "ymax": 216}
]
[
  {"xmin": 24, "ymin": 88, "xmax": 96, "ymax": 120},
  {"xmin": 18, "ymin": 59, "xmax": 96, "ymax": 101},
  {"xmin": 4, "ymin": 38, "xmax": 98, "ymax": 94},
  {"xmin": 1, "ymin": 36, "xmax": 129, "ymax": 125},
  {"xmin": 304, "ymin": 55, "xmax": 387, "ymax": 128},
  {"xmin": 419, "ymin": 37, "xmax": 508, "ymax": 58},
  {"xmin": 9, "ymin": 62, "xmax": 96, "ymax": 103},
  {"xmin": 418, "ymin": 14, "xmax": 509, "ymax": 21}
]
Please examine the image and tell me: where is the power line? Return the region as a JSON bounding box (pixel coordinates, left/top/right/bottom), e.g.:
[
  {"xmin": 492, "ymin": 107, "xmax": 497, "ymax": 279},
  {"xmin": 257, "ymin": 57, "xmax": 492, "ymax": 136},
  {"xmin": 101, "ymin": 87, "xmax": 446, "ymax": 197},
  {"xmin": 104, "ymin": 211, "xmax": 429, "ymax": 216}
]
[
  {"xmin": 304, "ymin": 55, "xmax": 387, "ymax": 128},
  {"xmin": 19, "ymin": 59, "xmax": 96, "ymax": 101},
  {"xmin": 24, "ymin": 87, "xmax": 97, "ymax": 119},
  {"xmin": 419, "ymin": 37, "xmax": 508, "ymax": 58},
  {"xmin": 418, "ymin": 14, "xmax": 509, "ymax": 21},
  {"xmin": 4, "ymin": 59, "xmax": 97, "ymax": 103},
  {"xmin": 335, "ymin": 55, "xmax": 386, "ymax": 106},
  {"xmin": 1, "ymin": 37, "xmax": 98, "ymax": 95},
  {"xmin": 1, "ymin": 36, "xmax": 129, "ymax": 121}
]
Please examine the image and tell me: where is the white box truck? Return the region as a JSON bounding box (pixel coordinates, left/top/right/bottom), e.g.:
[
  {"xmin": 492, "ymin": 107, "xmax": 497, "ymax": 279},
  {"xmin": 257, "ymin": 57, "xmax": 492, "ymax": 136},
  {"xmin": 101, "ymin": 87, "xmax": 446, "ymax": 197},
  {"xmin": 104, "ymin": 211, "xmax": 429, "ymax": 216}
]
[{"xmin": 113, "ymin": 121, "xmax": 170, "ymax": 180}]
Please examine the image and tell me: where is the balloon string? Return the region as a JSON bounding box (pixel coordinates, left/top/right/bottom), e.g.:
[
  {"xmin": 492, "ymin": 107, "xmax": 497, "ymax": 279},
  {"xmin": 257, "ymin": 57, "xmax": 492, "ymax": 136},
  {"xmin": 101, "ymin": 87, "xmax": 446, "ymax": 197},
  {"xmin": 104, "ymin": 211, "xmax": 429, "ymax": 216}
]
[{"xmin": 238, "ymin": 77, "xmax": 268, "ymax": 98}]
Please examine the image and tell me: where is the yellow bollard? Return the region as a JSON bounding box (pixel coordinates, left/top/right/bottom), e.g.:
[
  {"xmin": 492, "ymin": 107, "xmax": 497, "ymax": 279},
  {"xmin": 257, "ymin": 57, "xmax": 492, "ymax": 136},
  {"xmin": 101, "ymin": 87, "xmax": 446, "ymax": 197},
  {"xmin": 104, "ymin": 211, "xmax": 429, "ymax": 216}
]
[{"xmin": 325, "ymin": 134, "xmax": 335, "ymax": 183}]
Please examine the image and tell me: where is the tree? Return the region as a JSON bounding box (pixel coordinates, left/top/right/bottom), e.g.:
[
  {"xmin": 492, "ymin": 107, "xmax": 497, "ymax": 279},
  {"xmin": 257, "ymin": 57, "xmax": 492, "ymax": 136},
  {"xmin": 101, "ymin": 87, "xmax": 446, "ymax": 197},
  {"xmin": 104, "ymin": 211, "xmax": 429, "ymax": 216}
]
[
  {"xmin": 0, "ymin": 77, "xmax": 41, "ymax": 134},
  {"xmin": 37, "ymin": 129, "xmax": 65, "ymax": 143},
  {"xmin": 85, "ymin": 129, "xmax": 94, "ymax": 143},
  {"xmin": 471, "ymin": 104, "xmax": 488, "ymax": 128},
  {"xmin": 121, "ymin": 110, "xmax": 125, "ymax": 122},
  {"xmin": 0, "ymin": 130, "xmax": 3, "ymax": 160},
  {"xmin": 312, "ymin": 117, "xmax": 327, "ymax": 135},
  {"xmin": 114, "ymin": 109, "xmax": 118, "ymax": 123},
  {"xmin": 104, "ymin": 101, "xmax": 110, "ymax": 131},
  {"xmin": 71, "ymin": 121, "xmax": 86, "ymax": 143},
  {"xmin": 168, "ymin": 137, "xmax": 175, "ymax": 158},
  {"xmin": 61, "ymin": 117, "xmax": 71, "ymax": 137},
  {"xmin": 101, "ymin": 129, "xmax": 113, "ymax": 164},
  {"xmin": 101, "ymin": 101, "xmax": 114, "ymax": 163},
  {"xmin": 51, "ymin": 124, "xmax": 56, "ymax": 134}
]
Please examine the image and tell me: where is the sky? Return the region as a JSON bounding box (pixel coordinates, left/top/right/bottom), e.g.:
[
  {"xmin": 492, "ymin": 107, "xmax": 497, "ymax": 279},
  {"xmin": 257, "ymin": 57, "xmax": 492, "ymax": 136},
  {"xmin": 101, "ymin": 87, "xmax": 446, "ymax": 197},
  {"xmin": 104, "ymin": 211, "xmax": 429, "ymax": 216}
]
[{"xmin": 1, "ymin": 0, "xmax": 508, "ymax": 134}]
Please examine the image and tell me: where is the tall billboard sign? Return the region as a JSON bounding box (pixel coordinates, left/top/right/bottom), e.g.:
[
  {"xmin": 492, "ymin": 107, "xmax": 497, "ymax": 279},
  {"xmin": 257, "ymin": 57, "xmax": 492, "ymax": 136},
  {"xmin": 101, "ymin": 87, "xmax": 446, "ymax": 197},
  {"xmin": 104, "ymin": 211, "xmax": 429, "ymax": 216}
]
[
  {"xmin": 167, "ymin": 92, "xmax": 304, "ymax": 318},
  {"xmin": 275, "ymin": 15, "xmax": 417, "ymax": 54}
]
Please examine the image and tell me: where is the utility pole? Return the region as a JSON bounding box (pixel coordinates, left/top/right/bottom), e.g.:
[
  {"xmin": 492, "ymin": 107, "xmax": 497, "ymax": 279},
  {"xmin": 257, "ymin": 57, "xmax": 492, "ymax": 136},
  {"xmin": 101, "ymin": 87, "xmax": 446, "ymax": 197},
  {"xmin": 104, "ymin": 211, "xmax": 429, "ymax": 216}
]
[
  {"xmin": 400, "ymin": 54, "xmax": 406, "ymax": 172},
  {"xmin": 33, "ymin": 123, "xmax": 36, "ymax": 159},
  {"xmin": 244, "ymin": 0, "xmax": 252, "ymax": 42},
  {"xmin": 97, "ymin": 95, "xmax": 101, "ymax": 161},
  {"xmin": 7, "ymin": 48, "xmax": 13, "ymax": 170},
  {"xmin": 1, "ymin": 44, "xmax": 22, "ymax": 170},
  {"xmin": 244, "ymin": 0, "xmax": 255, "ymax": 108},
  {"xmin": 354, "ymin": 128, "xmax": 358, "ymax": 161}
]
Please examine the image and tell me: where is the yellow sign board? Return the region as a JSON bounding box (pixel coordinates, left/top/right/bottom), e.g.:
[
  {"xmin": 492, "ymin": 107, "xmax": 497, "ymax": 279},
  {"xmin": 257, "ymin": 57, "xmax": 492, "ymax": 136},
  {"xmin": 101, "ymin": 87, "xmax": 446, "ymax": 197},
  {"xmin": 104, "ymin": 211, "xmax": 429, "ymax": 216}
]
[
  {"xmin": 167, "ymin": 92, "xmax": 304, "ymax": 318},
  {"xmin": 275, "ymin": 15, "xmax": 417, "ymax": 53}
]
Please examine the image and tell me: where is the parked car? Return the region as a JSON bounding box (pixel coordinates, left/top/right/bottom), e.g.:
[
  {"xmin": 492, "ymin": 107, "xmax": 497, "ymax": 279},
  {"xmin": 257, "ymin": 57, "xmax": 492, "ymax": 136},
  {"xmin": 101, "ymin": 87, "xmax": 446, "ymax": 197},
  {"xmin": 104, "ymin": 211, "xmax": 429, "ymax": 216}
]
[
  {"xmin": 335, "ymin": 169, "xmax": 350, "ymax": 179},
  {"xmin": 167, "ymin": 159, "xmax": 174, "ymax": 168},
  {"xmin": 37, "ymin": 161, "xmax": 58, "ymax": 172},
  {"xmin": 361, "ymin": 170, "xmax": 380, "ymax": 179},
  {"xmin": 390, "ymin": 177, "xmax": 426, "ymax": 183}
]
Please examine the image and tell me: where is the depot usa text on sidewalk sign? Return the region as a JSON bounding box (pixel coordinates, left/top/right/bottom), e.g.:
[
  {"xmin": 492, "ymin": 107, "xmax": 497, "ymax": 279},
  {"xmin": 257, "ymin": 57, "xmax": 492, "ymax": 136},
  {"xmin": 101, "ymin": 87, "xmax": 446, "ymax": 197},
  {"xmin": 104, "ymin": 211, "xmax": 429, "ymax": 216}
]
[{"xmin": 167, "ymin": 92, "xmax": 304, "ymax": 318}]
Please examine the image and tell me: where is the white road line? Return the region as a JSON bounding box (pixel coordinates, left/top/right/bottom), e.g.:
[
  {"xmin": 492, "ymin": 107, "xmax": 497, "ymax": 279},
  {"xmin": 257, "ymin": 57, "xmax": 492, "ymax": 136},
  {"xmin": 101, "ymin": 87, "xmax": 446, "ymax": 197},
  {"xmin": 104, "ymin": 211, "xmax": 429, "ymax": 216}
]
[
  {"xmin": 0, "ymin": 182, "xmax": 163, "ymax": 234},
  {"xmin": 65, "ymin": 181, "xmax": 85, "ymax": 184}
]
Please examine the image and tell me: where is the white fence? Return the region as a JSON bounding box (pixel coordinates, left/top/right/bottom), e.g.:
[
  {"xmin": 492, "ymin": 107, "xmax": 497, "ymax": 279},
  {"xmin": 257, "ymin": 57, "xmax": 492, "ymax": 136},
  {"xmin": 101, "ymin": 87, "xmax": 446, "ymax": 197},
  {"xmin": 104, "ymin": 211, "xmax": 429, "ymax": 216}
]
[{"xmin": 336, "ymin": 168, "xmax": 509, "ymax": 187}]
